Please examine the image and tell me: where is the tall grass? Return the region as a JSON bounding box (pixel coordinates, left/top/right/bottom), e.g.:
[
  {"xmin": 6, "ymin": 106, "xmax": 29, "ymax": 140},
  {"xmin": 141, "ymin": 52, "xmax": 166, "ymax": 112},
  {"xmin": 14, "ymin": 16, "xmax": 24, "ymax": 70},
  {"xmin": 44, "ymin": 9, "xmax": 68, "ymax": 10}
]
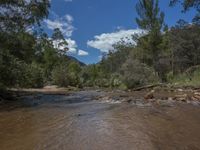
[{"xmin": 169, "ymin": 69, "xmax": 200, "ymax": 87}]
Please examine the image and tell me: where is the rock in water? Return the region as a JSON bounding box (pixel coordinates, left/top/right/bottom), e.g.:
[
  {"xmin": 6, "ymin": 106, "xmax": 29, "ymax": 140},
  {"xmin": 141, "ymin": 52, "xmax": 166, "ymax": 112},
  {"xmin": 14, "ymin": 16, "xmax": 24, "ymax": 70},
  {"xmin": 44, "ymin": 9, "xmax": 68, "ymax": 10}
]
[
  {"xmin": 175, "ymin": 94, "xmax": 188, "ymax": 102},
  {"xmin": 144, "ymin": 90, "xmax": 155, "ymax": 100}
]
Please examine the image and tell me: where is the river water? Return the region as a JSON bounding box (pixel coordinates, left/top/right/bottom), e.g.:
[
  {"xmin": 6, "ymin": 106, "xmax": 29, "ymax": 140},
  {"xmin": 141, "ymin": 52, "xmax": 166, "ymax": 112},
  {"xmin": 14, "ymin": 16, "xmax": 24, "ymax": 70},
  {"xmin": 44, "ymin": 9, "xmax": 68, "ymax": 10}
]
[{"xmin": 0, "ymin": 90, "xmax": 200, "ymax": 150}]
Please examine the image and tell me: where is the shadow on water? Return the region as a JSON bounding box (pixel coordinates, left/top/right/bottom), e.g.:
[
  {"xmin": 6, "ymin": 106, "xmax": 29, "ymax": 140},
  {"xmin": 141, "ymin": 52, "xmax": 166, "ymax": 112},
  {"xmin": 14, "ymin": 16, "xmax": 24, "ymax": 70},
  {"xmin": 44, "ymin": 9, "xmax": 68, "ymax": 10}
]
[{"xmin": 0, "ymin": 90, "xmax": 104, "ymax": 111}]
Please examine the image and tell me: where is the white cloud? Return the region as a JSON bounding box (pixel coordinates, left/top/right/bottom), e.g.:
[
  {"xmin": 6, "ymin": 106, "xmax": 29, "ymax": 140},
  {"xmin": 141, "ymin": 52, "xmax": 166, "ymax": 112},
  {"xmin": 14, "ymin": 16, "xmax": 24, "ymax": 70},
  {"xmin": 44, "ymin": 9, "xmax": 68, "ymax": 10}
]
[
  {"xmin": 51, "ymin": 38, "xmax": 77, "ymax": 55},
  {"xmin": 65, "ymin": 14, "xmax": 73, "ymax": 23},
  {"xmin": 98, "ymin": 55, "xmax": 103, "ymax": 61},
  {"xmin": 87, "ymin": 29, "xmax": 145, "ymax": 53},
  {"xmin": 66, "ymin": 38, "xmax": 78, "ymax": 54},
  {"xmin": 45, "ymin": 14, "xmax": 75, "ymax": 37},
  {"xmin": 45, "ymin": 12, "xmax": 89, "ymax": 57},
  {"xmin": 52, "ymin": 38, "xmax": 89, "ymax": 56},
  {"xmin": 78, "ymin": 50, "xmax": 89, "ymax": 56}
]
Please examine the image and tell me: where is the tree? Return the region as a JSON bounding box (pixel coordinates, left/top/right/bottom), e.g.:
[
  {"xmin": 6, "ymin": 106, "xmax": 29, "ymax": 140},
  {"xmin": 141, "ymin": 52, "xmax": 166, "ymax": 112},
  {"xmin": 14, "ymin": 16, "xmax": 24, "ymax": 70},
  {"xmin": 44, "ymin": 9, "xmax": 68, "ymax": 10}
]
[
  {"xmin": 52, "ymin": 28, "xmax": 68, "ymax": 55},
  {"xmin": 0, "ymin": 0, "xmax": 50, "ymax": 32},
  {"xmin": 0, "ymin": 0, "xmax": 50, "ymax": 89},
  {"xmin": 135, "ymin": 0, "xmax": 167, "ymax": 79},
  {"xmin": 100, "ymin": 42, "xmax": 132, "ymax": 74},
  {"xmin": 52, "ymin": 63, "xmax": 69, "ymax": 87},
  {"xmin": 136, "ymin": 0, "xmax": 165, "ymax": 31},
  {"xmin": 169, "ymin": 24, "xmax": 200, "ymax": 73},
  {"xmin": 170, "ymin": 0, "xmax": 200, "ymax": 11},
  {"xmin": 121, "ymin": 59, "xmax": 158, "ymax": 88},
  {"xmin": 67, "ymin": 62, "xmax": 82, "ymax": 86},
  {"xmin": 170, "ymin": 0, "xmax": 200, "ymax": 24}
]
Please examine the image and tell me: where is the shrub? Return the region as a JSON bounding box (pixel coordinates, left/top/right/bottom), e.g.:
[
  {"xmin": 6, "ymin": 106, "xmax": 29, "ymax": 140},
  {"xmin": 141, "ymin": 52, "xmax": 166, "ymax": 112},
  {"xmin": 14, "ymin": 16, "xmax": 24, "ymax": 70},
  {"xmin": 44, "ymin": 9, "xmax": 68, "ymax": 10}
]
[
  {"xmin": 67, "ymin": 62, "xmax": 82, "ymax": 87},
  {"xmin": 24, "ymin": 63, "xmax": 44, "ymax": 88},
  {"xmin": 13, "ymin": 62, "xmax": 44, "ymax": 88},
  {"xmin": 52, "ymin": 64, "xmax": 69, "ymax": 87},
  {"xmin": 110, "ymin": 73, "xmax": 123, "ymax": 88},
  {"xmin": 0, "ymin": 52, "xmax": 44, "ymax": 88},
  {"xmin": 169, "ymin": 69, "xmax": 200, "ymax": 87},
  {"xmin": 120, "ymin": 59, "xmax": 159, "ymax": 89}
]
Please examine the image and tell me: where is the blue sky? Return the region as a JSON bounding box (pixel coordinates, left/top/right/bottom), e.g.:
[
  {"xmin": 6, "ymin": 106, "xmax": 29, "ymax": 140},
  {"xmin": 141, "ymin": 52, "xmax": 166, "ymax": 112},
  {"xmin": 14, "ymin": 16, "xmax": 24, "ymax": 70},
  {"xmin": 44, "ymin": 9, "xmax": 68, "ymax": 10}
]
[{"xmin": 44, "ymin": 0, "xmax": 196, "ymax": 64}]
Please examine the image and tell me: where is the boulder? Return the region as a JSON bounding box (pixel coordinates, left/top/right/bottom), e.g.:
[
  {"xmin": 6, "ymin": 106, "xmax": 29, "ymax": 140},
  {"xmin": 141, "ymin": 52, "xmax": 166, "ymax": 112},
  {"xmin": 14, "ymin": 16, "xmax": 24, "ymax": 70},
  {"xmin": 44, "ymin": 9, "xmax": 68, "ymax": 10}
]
[
  {"xmin": 144, "ymin": 90, "xmax": 155, "ymax": 100},
  {"xmin": 193, "ymin": 95, "xmax": 200, "ymax": 101},
  {"xmin": 174, "ymin": 94, "xmax": 188, "ymax": 102}
]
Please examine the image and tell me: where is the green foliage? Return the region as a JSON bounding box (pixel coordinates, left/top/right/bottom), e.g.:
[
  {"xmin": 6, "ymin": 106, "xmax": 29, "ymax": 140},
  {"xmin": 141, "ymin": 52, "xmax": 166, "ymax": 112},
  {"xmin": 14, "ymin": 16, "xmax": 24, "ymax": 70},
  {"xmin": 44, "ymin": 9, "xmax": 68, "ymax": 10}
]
[
  {"xmin": 0, "ymin": 31, "xmax": 36, "ymax": 63},
  {"xmin": 81, "ymin": 65, "xmax": 101, "ymax": 87},
  {"xmin": 169, "ymin": 69, "xmax": 200, "ymax": 87},
  {"xmin": 100, "ymin": 42, "xmax": 132, "ymax": 74},
  {"xmin": 52, "ymin": 28, "xmax": 68, "ymax": 55},
  {"xmin": 52, "ymin": 62, "xmax": 82, "ymax": 87},
  {"xmin": 20, "ymin": 63, "xmax": 44, "ymax": 88},
  {"xmin": 0, "ymin": 0, "xmax": 50, "ymax": 89},
  {"xmin": 136, "ymin": 0, "xmax": 165, "ymax": 31},
  {"xmin": 170, "ymin": 0, "xmax": 200, "ymax": 24},
  {"xmin": 52, "ymin": 63, "xmax": 69, "ymax": 87},
  {"xmin": 120, "ymin": 59, "xmax": 159, "ymax": 88},
  {"xmin": 109, "ymin": 73, "xmax": 123, "ymax": 88},
  {"xmin": 0, "ymin": 53, "xmax": 44, "ymax": 88},
  {"xmin": 0, "ymin": 0, "xmax": 50, "ymax": 32},
  {"xmin": 169, "ymin": 24, "xmax": 200, "ymax": 73},
  {"xmin": 135, "ymin": 0, "xmax": 168, "ymax": 80},
  {"xmin": 67, "ymin": 62, "xmax": 82, "ymax": 87},
  {"xmin": 1, "ymin": 0, "xmax": 200, "ymax": 91}
]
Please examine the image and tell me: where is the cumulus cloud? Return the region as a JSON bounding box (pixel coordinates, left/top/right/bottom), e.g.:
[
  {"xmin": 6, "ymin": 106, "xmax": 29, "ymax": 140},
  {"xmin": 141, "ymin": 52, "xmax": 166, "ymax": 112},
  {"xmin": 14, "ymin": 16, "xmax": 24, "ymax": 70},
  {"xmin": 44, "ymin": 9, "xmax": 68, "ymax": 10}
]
[
  {"xmin": 52, "ymin": 38, "xmax": 89, "ymax": 56},
  {"xmin": 51, "ymin": 38, "xmax": 76, "ymax": 54},
  {"xmin": 87, "ymin": 29, "xmax": 145, "ymax": 53},
  {"xmin": 45, "ymin": 12, "xmax": 89, "ymax": 57},
  {"xmin": 45, "ymin": 14, "xmax": 75, "ymax": 37},
  {"xmin": 66, "ymin": 38, "xmax": 78, "ymax": 54},
  {"xmin": 78, "ymin": 50, "xmax": 89, "ymax": 56}
]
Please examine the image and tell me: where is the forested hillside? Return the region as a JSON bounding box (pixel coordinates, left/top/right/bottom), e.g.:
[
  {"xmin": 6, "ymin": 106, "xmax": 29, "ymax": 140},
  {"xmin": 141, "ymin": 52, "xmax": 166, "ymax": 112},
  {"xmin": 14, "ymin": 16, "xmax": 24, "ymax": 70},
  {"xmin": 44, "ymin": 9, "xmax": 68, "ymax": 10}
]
[{"xmin": 0, "ymin": 0, "xmax": 200, "ymax": 93}]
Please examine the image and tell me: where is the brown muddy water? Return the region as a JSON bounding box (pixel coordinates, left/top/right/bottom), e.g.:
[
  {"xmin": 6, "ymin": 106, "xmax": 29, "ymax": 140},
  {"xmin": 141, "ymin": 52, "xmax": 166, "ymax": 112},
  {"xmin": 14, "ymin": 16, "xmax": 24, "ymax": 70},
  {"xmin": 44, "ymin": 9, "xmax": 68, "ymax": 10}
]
[{"xmin": 0, "ymin": 90, "xmax": 200, "ymax": 150}]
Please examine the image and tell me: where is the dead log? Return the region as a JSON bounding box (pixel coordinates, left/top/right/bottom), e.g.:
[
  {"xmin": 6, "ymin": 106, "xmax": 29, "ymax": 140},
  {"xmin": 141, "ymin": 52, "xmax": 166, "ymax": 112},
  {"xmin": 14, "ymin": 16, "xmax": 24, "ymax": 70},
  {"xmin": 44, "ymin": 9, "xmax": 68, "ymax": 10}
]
[{"xmin": 132, "ymin": 83, "xmax": 165, "ymax": 91}]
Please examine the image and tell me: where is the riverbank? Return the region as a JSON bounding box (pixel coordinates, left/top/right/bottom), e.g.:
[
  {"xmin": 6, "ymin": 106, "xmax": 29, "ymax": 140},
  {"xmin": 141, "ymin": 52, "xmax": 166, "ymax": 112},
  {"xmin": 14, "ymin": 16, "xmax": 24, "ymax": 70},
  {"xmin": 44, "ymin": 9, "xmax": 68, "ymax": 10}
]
[
  {"xmin": 1, "ymin": 85, "xmax": 200, "ymax": 107},
  {"xmin": 96, "ymin": 86, "xmax": 200, "ymax": 106}
]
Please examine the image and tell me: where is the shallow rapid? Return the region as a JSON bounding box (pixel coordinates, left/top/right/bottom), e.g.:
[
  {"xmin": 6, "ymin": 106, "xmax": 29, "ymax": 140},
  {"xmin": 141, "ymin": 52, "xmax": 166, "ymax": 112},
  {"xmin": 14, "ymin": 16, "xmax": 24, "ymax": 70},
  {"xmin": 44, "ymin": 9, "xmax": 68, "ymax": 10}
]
[{"xmin": 0, "ymin": 90, "xmax": 200, "ymax": 150}]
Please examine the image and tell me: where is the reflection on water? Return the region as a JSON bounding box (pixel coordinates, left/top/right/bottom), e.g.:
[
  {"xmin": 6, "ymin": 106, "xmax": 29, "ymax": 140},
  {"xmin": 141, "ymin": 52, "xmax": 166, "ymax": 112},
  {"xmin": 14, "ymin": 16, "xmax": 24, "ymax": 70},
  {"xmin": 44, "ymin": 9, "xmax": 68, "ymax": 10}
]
[{"xmin": 0, "ymin": 91, "xmax": 200, "ymax": 150}]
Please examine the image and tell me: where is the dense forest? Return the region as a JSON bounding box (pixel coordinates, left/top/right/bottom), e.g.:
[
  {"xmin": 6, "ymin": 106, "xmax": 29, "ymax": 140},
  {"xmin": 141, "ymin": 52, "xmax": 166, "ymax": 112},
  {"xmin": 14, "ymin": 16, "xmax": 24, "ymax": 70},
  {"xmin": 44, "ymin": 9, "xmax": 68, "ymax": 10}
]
[{"xmin": 0, "ymin": 0, "xmax": 200, "ymax": 93}]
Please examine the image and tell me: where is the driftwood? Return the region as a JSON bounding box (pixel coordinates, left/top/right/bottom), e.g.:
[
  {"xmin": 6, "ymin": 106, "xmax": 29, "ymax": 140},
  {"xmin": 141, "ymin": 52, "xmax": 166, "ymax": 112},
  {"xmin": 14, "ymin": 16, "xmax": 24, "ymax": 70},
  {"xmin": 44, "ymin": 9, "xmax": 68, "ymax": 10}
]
[{"xmin": 132, "ymin": 83, "xmax": 165, "ymax": 91}]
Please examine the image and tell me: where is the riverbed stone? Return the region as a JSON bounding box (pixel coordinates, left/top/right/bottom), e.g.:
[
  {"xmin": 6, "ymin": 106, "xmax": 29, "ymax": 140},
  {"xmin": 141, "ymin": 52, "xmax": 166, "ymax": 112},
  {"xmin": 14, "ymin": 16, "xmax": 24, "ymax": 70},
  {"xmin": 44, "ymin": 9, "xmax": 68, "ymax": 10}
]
[{"xmin": 144, "ymin": 90, "xmax": 155, "ymax": 100}]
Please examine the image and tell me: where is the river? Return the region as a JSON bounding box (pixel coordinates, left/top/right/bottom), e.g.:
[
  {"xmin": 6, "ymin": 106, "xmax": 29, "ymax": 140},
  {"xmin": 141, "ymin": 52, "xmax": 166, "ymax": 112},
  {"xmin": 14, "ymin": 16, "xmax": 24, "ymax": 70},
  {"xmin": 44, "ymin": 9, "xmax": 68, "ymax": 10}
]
[{"xmin": 0, "ymin": 90, "xmax": 200, "ymax": 150}]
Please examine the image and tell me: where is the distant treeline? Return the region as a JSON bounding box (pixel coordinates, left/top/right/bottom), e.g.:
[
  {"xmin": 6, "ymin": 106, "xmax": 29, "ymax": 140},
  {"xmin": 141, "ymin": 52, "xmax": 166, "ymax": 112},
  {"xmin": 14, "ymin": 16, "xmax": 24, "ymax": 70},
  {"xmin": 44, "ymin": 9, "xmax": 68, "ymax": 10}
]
[{"xmin": 0, "ymin": 0, "xmax": 200, "ymax": 91}]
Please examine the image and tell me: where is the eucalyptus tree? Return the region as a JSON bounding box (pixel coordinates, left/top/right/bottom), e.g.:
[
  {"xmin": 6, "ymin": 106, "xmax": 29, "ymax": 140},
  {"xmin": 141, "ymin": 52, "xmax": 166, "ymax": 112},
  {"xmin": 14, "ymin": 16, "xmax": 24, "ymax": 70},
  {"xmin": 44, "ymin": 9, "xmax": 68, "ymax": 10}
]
[
  {"xmin": 52, "ymin": 28, "xmax": 68, "ymax": 56},
  {"xmin": 0, "ymin": 0, "xmax": 50, "ymax": 88},
  {"xmin": 135, "ymin": 0, "xmax": 167, "ymax": 79},
  {"xmin": 170, "ymin": 0, "xmax": 200, "ymax": 24},
  {"xmin": 0, "ymin": 0, "xmax": 50, "ymax": 32}
]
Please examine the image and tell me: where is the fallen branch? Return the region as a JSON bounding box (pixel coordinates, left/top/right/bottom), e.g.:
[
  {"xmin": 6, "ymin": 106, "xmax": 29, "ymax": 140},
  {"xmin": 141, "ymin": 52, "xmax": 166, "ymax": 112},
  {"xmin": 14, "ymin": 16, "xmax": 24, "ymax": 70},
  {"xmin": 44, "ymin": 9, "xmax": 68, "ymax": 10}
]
[{"xmin": 132, "ymin": 83, "xmax": 165, "ymax": 91}]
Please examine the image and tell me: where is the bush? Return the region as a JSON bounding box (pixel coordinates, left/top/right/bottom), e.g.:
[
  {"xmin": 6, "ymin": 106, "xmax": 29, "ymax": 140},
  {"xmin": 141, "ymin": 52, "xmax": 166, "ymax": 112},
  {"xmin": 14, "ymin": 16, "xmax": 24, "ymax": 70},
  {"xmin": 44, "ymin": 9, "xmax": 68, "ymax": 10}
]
[
  {"xmin": 52, "ymin": 64, "xmax": 69, "ymax": 87},
  {"xmin": 120, "ymin": 59, "xmax": 159, "ymax": 89},
  {"xmin": 52, "ymin": 62, "xmax": 82, "ymax": 87},
  {"xmin": 169, "ymin": 69, "xmax": 200, "ymax": 87},
  {"xmin": 13, "ymin": 62, "xmax": 44, "ymax": 88},
  {"xmin": 109, "ymin": 73, "xmax": 123, "ymax": 88},
  {"xmin": 0, "ymin": 52, "xmax": 44, "ymax": 88},
  {"xmin": 23, "ymin": 63, "xmax": 44, "ymax": 88},
  {"xmin": 67, "ymin": 62, "xmax": 82, "ymax": 87}
]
